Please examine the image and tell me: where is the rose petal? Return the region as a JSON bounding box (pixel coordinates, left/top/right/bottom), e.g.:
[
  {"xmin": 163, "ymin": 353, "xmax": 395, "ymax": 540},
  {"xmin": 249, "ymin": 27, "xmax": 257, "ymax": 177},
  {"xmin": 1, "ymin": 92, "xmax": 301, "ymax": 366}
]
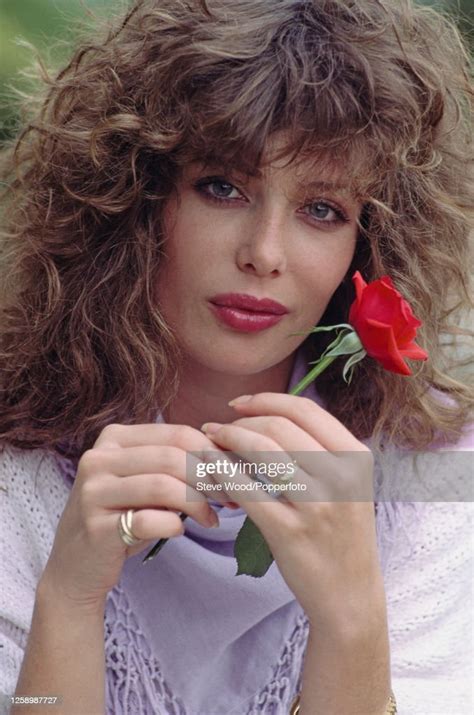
[
  {"xmin": 358, "ymin": 281, "xmax": 401, "ymax": 325},
  {"xmin": 399, "ymin": 342, "xmax": 429, "ymax": 361},
  {"xmin": 361, "ymin": 319, "xmax": 412, "ymax": 375},
  {"xmin": 380, "ymin": 275, "xmax": 396, "ymax": 290},
  {"xmin": 348, "ymin": 271, "xmax": 427, "ymax": 375},
  {"xmin": 352, "ymin": 271, "xmax": 367, "ymax": 304}
]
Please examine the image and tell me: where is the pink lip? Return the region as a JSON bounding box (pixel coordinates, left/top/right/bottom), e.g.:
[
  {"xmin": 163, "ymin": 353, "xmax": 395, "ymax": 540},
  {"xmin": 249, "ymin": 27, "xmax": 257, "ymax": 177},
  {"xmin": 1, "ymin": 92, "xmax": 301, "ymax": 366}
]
[
  {"xmin": 210, "ymin": 293, "xmax": 289, "ymax": 314},
  {"xmin": 209, "ymin": 293, "xmax": 289, "ymax": 333}
]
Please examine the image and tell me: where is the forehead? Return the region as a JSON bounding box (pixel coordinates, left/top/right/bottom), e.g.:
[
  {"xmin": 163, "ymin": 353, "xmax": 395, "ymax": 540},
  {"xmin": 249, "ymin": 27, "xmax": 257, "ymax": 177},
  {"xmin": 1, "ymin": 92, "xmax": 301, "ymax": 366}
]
[{"xmin": 258, "ymin": 132, "xmax": 354, "ymax": 187}]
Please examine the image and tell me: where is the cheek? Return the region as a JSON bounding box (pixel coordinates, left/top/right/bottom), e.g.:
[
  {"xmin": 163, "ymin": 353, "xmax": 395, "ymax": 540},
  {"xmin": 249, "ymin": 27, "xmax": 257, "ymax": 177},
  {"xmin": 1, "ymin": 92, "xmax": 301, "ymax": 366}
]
[
  {"xmin": 166, "ymin": 207, "xmax": 219, "ymax": 267},
  {"xmin": 300, "ymin": 238, "xmax": 356, "ymax": 276},
  {"xmin": 156, "ymin": 212, "xmax": 217, "ymax": 309},
  {"xmin": 295, "ymin": 240, "xmax": 356, "ymax": 313}
]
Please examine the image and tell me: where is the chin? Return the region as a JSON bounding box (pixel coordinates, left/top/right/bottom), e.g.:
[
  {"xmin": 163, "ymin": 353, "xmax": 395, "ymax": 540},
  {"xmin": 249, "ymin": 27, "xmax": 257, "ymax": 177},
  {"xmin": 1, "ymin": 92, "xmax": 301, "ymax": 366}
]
[{"xmin": 181, "ymin": 338, "xmax": 295, "ymax": 377}]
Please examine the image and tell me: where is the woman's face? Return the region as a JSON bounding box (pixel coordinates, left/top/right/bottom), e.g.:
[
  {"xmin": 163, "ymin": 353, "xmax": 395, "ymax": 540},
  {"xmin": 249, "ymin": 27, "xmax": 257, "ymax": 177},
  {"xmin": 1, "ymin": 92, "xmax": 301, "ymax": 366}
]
[{"xmin": 156, "ymin": 139, "xmax": 360, "ymax": 377}]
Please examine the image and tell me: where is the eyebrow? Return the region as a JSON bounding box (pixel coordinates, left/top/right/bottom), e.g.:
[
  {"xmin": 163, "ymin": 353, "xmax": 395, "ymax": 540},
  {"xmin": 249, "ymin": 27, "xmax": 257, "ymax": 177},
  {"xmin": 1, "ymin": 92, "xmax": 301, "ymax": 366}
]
[
  {"xmin": 296, "ymin": 179, "xmax": 350, "ymax": 193},
  {"xmin": 231, "ymin": 167, "xmax": 349, "ymax": 192},
  {"xmin": 192, "ymin": 163, "xmax": 352, "ymax": 196}
]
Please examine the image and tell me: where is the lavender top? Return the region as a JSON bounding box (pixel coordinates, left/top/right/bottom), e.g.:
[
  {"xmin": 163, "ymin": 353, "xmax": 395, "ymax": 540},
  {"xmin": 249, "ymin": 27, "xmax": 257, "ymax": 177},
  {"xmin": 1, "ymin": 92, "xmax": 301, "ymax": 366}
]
[{"xmin": 0, "ymin": 351, "xmax": 472, "ymax": 714}]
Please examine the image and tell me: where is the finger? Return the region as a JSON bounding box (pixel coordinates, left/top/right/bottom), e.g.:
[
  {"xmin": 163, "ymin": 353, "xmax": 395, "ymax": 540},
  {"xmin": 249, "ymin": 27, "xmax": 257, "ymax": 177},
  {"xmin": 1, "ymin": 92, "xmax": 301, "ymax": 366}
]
[
  {"xmin": 215, "ymin": 414, "xmax": 331, "ymax": 479},
  {"xmin": 222, "ymin": 416, "xmax": 322, "ymax": 450},
  {"xmin": 79, "ymin": 445, "xmax": 233, "ymax": 507},
  {"xmin": 203, "ymin": 423, "xmax": 350, "ymax": 507},
  {"xmin": 114, "ymin": 507, "xmax": 189, "ymax": 543},
  {"xmin": 229, "ymin": 393, "xmax": 364, "ymax": 451},
  {"xmin": 202, "ymin": 423, "xmax": 303, "ymax": 516},
  {"xmin": 94, "ymin": 424, "xmax": 236, "ymax": 503},
  {"xmin": 94, "ymin": 422, "xmax": 228, "ymax": 455},
  {"xmin": 90, "ymin": 473, "xmax": 220, "ymax": 528},
  {"xmin": 80, "ymin": 445, "xmax": 194, "ymax": 477},
  {"xmin": 92, "ymin": 423, "xmax": 243, "ymax": 507}
]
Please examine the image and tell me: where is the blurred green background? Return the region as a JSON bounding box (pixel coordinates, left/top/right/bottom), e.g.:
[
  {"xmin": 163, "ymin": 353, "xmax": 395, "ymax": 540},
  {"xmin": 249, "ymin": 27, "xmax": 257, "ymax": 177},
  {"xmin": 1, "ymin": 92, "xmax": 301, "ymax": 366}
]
[
  {"xmin": 0, "ymin": 0, "xmax": 472, "ymax": 142},
  {"xmin": 0, "ymin": 0, "xmax": 118, "ymax": 141}
]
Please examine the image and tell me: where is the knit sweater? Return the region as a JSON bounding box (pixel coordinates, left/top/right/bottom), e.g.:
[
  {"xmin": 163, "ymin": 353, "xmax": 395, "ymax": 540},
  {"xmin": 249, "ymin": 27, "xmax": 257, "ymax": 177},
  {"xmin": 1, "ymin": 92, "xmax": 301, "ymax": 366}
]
[{"xmin": 0, "ymin": 440, "xmax": 472, "ymax": 715}]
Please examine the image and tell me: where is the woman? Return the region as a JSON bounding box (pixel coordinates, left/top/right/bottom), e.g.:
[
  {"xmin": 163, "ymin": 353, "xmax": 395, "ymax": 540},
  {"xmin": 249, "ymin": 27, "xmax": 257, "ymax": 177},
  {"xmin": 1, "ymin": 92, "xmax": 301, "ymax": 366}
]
[{"xmin": 0, "ymin": 0, "xmax": 472, "ymax": 713}]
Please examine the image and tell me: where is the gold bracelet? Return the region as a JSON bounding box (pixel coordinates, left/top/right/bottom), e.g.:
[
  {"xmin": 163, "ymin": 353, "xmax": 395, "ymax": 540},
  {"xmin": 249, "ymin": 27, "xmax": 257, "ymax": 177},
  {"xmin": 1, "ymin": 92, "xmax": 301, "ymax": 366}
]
[
  {"xmin": 385, "ymin": 692, "xmax": 398, "ymax": 714},
  {"xmin": 289, "ymin": 691, "xmax": 397, "ymax": 714},
  {"xmin": 289, "ymin": 694, "xmax": 300, "ymax": 715}
]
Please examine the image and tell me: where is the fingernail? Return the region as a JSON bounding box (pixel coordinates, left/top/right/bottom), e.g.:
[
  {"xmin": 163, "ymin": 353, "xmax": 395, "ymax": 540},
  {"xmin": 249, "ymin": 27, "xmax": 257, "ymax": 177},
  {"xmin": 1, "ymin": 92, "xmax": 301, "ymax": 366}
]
[
  {"xmin": 201, "ymin": 422, "xmax": 221, "ymax": 434},
  {"xmin": 228, "ymin": 395, "xmax": 252, "ymax": 406}
]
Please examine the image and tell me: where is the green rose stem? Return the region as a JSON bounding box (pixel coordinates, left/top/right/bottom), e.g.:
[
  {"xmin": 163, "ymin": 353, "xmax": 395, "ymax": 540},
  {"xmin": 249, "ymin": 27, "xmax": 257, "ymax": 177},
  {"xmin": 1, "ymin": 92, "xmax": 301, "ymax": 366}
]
[
  {"xmin": 288, "ymin": 355, "xmax": 335, "ymax": 396},
  {"xmin": 233, "ymin": 326, "xmax": 367, "ymax": 577}
]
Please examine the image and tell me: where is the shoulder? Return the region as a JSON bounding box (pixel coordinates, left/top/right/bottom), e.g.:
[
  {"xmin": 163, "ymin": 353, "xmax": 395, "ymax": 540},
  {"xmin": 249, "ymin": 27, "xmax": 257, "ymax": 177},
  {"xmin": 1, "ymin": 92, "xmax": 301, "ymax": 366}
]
[
  {"xmin": 0, "ymin": 447, "xmax": 74, "ymax": 694},
  {"xmin": 0, "ymin": 443, "xmax": 72, "ymax": 508},
  {"xmin": 0, "ymin": 444, "xmax": 72, "ymax": 575},
  {"xmin": 373, "ymin": 422, "xmax": 472, "ymax": 571},
  {"xmin": 386, "ymin": 500, "xmax": 473, "ymax": 711},
  {"xmin": 374, "ymin": 419, "xmax": 473, "ymax": 503}
]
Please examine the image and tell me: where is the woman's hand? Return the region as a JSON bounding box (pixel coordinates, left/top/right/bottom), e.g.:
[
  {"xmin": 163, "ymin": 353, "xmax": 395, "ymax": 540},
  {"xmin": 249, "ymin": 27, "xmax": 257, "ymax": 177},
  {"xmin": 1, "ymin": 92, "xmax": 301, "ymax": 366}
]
[
  {"xmin": 201, "ymin": 393, "xmax": 385, "ymax": 632},
  {"xmin": 41, "ymin": 423, "xmax": 231, "ymax": 610}
]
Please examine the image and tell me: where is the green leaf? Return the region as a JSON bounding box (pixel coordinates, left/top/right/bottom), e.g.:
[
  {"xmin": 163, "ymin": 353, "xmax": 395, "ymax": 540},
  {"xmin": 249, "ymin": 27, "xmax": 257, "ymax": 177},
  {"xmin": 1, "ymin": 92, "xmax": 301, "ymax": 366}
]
[
  {"xmin": 317, "ymin": 328, "xmax": 353, "ymax": 361},
  {"xmin": 320, "ymin": 329, "xmax": 349, "ymax": 355},
  {"xmin": 342, "ymin": 349, "xmax": 367, "ymax": 383},
  {"xmin": 306, "ymin": 323, "xmax": 354, "ymax": 333},
  {"xmin": 289, "ymin": 323, "xmax": 353, "ymax": 338},
  {"xmin": 234, "ymin": 516, "xmax": 274, "ymax": 577},
  {"xmin": 324, "ymin": 330, "xmax": 363, "ymax": 359}
]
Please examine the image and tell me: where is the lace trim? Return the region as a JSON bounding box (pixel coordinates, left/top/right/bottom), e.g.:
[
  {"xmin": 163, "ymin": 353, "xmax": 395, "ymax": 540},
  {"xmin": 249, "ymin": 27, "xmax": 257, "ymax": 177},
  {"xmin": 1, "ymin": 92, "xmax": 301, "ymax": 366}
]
[
  {"xmin": 243, "ymin": 612, "xmax": 309, "ymax": 715},
  {"xmin": 104, "ymin": 582, "xmax": 309, "ymax": 715},
  {"xmin": 104, "ymin": 584, "xmax": 187, "ymax": 715}
]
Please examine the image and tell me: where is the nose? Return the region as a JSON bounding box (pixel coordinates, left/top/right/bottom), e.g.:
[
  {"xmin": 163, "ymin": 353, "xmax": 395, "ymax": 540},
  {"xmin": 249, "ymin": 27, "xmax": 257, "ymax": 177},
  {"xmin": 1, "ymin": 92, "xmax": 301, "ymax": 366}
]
[{"xmin": 236, "ymin": 208, "xmax": 288, "ymax": 278}]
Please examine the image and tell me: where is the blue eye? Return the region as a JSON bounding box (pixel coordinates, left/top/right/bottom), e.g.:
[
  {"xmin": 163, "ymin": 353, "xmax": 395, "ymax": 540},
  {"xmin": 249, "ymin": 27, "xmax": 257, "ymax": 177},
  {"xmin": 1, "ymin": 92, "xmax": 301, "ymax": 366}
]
[
  {"xmin": 209, "ymin": 180, "xmax": 236, "ymax": 198},
  {"xmin": 312, "ymin": 203, "xmax": 330, "ymax": 219},
  {"xmin": 193, "ymin": 176, "xmax": 349, "ymax": 227},
  {"xmin": 307, "ymin": 202, "xmax": 343, "ymax": 223},
  {"xmin": 194, "ymin": 177, "xmax": 241, "ymax": 201}
]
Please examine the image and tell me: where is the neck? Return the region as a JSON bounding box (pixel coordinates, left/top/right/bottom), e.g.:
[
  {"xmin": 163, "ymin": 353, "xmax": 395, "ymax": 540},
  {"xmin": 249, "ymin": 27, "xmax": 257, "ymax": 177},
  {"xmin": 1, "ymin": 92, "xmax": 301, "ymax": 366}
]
[{"xmin": 163, "ymin": 353, "xmax": 296, "ymax": 429}]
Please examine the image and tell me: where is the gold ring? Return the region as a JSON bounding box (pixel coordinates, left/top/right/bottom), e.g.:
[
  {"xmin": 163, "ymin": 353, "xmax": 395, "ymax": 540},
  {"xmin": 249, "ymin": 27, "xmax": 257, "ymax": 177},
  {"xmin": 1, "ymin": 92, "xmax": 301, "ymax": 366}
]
[{"xmin": 118, "ymin": 509, "xmax": 142, "ymax": 546}]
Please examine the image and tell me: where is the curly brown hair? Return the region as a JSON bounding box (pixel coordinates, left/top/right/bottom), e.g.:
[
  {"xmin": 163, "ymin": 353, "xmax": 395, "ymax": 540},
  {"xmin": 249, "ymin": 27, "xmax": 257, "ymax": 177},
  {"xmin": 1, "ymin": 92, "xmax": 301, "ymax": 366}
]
[{"xmin": 0, "ymin": 0, "xmax": 472, "ymax": 457}]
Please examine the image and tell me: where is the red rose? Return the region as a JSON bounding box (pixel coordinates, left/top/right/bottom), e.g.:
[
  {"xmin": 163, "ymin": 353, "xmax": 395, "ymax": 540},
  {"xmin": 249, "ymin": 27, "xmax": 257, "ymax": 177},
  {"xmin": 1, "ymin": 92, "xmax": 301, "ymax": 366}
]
[{"xmin": 348, "ymin": 271, "xmax": 428, "ymax": 375}]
